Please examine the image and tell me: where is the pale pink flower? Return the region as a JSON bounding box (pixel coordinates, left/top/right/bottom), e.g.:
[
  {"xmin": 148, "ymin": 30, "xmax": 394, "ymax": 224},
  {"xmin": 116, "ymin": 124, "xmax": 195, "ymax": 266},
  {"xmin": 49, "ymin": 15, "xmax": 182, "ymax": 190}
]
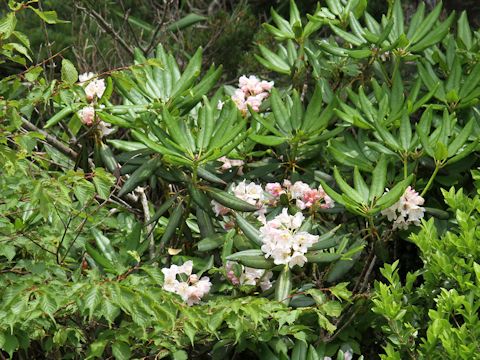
[
  {"xmin": 195, "ymin": 277, "xmax": 212, "ymax": 296},
  {"xmin": 225, "ymin": 261, "xmax": 272, "ymax": 290},
  {"xmin": 282, "ymin": 180, "xmax": 292, "ymax": 190},
  {"xmin": 290, "ymin": 182, "xmax": 335, "ymax": 210},
  {"xmin": 290, "ymin": 181, "xmax": 311, "ymax": 199},
  {"xmin": 79, "ymin": 106, "xmax": 95, "ymax": 126},
  {"xmin": 79, "ymin": 72, "xmax": 106, "ymax": 101},
  {"xmin": 245, "ymin": 95, "xmax": 263, "ymax": 112},
  {"xmin": 211, "ymin": 200, "xmax": 230, "ymax": 217},
  {"xmin": 218, "ymin": 156, "xmax": 244, "ymax": 171},
  {"xmin": 232, "ymin": 75, "xmax": 273, "ymax": 114},
  {"xmin": 265, "ymin": 182, "xmax": 284, "ymax": 198}
]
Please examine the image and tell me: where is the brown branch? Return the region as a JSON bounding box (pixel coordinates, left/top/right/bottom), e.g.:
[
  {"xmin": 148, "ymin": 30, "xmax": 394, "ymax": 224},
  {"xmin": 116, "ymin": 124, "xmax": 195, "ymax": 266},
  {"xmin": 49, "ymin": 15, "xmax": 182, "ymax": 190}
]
[{"xmin": 21, "ymin": 118, "xmax": 79, "ymax": 159}]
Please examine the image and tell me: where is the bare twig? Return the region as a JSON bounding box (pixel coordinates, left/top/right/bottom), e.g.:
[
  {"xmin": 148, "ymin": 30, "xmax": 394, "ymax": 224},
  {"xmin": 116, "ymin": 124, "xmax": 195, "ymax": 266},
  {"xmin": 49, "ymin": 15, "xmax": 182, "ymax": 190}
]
[
  {"xmin": 75, "ymin": 3, "xmax": 134, "ymax": 56},
  {"xmin": 38, "ymin": 0, "xmax": 55, "ymax": 79},
  {"xmin": 22, "ymin": 232, "xmax": 57, "ymax": 255}
]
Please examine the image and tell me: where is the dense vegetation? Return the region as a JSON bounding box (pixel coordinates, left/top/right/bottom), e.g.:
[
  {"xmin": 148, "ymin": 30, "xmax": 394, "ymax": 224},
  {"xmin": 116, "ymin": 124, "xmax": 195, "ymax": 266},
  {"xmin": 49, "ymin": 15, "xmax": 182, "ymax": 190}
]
[{"xmin": 1, "ymin": 0, "xmax": 480, "ymax": 358}]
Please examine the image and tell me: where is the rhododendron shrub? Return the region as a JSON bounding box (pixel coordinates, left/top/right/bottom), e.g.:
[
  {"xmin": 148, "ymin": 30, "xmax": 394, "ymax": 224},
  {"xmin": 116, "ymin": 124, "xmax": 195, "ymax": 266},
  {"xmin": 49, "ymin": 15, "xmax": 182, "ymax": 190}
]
[{"xmin": 2, "ymin": 0, "xmax": 480, "ymax": 359}]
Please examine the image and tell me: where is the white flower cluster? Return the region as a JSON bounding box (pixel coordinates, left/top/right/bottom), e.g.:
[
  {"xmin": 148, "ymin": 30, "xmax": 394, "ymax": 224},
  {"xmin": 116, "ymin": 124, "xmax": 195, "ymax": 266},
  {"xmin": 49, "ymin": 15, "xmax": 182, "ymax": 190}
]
[
  {"xmin": 232, "ymin": 75, "xmax": 273, "ymax": 114},
  {"xmin": 162, "ymin": 261, "xmax": 212, "ymax": 306},
  {"xmin": 260, "ymin": 208, "xmax": 319, "ymax": 268},
  {"xmin": 211, "ymin": 180, "xmax": 266, "ymax": 217},
  {"xmin": 265, "ymin": 180, "xmax": 334, "ymax": 210},
  {"xmin": 381, "ymin": 186, "xmax": 425, "ymax": 230},
  {"xmin": 77, "ymin": 72, "xmax": 111, "ymax": 135},
  {"xmin": 225, "ymin": 261, "xmax": 273, "ymax": 291}
]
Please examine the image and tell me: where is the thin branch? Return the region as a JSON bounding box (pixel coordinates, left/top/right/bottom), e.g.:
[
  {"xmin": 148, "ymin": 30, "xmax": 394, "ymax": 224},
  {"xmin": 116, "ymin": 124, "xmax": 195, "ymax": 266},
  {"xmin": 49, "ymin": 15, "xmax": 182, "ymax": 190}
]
[
  {"xmin": 22, "ymin": 232, "xmax": 57, "ymax": 255},
  {"xmin": 21, "ymin": 117, "xmax": 95, "ymax": 169},
  {"xmin": 75, "ymin": 3, "xmax": 134, "ymax": 56},
  {"xmin": 21, "ymin": 118, "xmax": 78, "ymax": 159}
]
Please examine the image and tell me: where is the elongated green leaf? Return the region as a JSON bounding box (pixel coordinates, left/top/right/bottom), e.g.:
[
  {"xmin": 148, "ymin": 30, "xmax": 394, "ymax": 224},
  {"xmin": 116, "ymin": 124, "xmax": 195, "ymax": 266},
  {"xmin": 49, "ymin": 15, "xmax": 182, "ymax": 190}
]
[
  {"xmin": 206, "ymin": 187, "xmax": 258, "ymax": 212},
  {"xmin": 331, "ymin": 25, "xmax": 364, "ymax": 46},
  {"xmin": 409, "ymin": 13, "xmax": 454, "ymax": 52},
  {"xmin": 44, "ymin": 106, "xmax": 75, "ymax": 129},
  {"xmin": 257, "ymin": 45, "xmax": 291, "ymax": 75},
  {"xmin": 235, "ymin": 213, "xmax": 262, "ymax": 247},
  {"xmin": 353, "ymin": 167, "xmax": 369, "ymax": 202},
  {"xmin": 167, "ymin": 13, "xmax": 207, "ymax": 31},
  {"xmin": 369, "ymin": 155, "xmax": 387, "ymax": 201},
  {"xmin": 459, "ymin": 63, "xmax": 480, "ymax": 99},
  {"xmin": 275, "ymin": 266, "xmax": 292, "ymax": 305},
  {"xmin": 227, "ymin": 250, "xmax": 274, "ymax": 269},
  {"xmin": 447, "ymin": 119, "xmax": 474, "ymax": 157},
  {"xmin": 409, "ymin": 1, "xmax": 441, "ymax": 43},
  {"xmin": 118, "ymin": 156, "xmax": 161, "ymax": 197},
  {"xmin": 333, "ymin": 167, "xmax": 365, "ymax": 204},
  {"xmin": 249, "ymin": 134, "xmax": 286, "ymax": 146},
  {"xmin": 375, "ymin": 175, "xmax": 413, "ymax": 210},
  {"xmin": 91, "ymin": 228, "xmax": 116, "ymax": 262},
  {"xmin": 305, "ymin": 252, "xmax": 341, "ymax": 263},
  {"xmin": 171, "ymin": 47, "xmax": 202, "ymax": 97},
  {"xmin": 271, "ymin": 88, "xmax": 292, "ymax": 133},
  {"xmin": 85, "ymin": 243, "xmax": 115, "ymax": 272},
  {"xmin": 159, "ymin": 202, "xmax": 184, "ymax": 247}
]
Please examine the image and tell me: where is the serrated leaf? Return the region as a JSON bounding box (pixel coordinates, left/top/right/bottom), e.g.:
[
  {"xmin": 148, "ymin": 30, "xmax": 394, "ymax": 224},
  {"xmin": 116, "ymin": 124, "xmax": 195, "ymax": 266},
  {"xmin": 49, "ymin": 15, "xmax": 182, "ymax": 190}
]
[
  {"xmin": 92, "ymin": 168, "xmax": 115, "ymax": 199},
  {"xmin": 61, "ymin": 59, "xmax": 78, "ymax": 85},
  {"xmin": 85, "ymin": 285, "xmax": 102, "ymax": 320}
]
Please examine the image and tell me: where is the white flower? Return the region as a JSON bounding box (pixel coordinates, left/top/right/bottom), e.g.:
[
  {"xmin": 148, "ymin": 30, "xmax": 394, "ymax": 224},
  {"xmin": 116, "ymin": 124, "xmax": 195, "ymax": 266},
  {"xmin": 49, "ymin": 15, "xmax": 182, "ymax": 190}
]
[
  {"xmin": 259, "ymin": 208, "xmax": 319, "ymax": 268},
  {"xmin": 161, "ymin": 261, "xmax": 211, "ymax": 306},
  {"xmin": 178, "ymin": 260, "xmax": 193, "ymax": 276},
  {"xmin": 288, "ymin": 252, "xmax": 307, "ymax": 268},
  {"xmin": 259, "ymin": 271, "xmax": 273, "ymax": 291},
  {"xmin": 381, "ymin": 186, "xmax": 425, "ymax": 229},
  {"xmin": 225, "ymin": 261, "xmax": 272, "ymax": 291},
  {"xmin": 79, "ymin": 72, "xmax": 106, "ymax": 101},
  {"xmin": 97, "ymin": 121, "xmax": 115, "ymax": 137}
]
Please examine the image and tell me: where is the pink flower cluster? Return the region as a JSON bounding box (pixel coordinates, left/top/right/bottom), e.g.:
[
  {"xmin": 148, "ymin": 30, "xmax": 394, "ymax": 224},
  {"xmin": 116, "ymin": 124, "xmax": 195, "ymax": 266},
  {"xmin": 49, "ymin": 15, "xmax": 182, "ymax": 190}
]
[
  {"xmin": 212, "ymin": 180, "xmax": 266, "ymax": 217},
  {"xmin": 162, "ymin": 261, "xmax": 212, "ymax": 306},
  {"xmin": 232, "ymin": 75, "xmax": 273, "ymax": 113},
  {"xmin": 260, "ymin": 209, "xmax": 319, "ymax": 268},
  {"xmin": 265, "ymin": 180, "xmax": 334, "ymax": 210},
  {"xmin": 381, "ymin": 186, "xmax": 425, "ymax": 230},
  {"xmin": 225, "ymin": 261, "xmax": 273, "ymax": 291}
]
